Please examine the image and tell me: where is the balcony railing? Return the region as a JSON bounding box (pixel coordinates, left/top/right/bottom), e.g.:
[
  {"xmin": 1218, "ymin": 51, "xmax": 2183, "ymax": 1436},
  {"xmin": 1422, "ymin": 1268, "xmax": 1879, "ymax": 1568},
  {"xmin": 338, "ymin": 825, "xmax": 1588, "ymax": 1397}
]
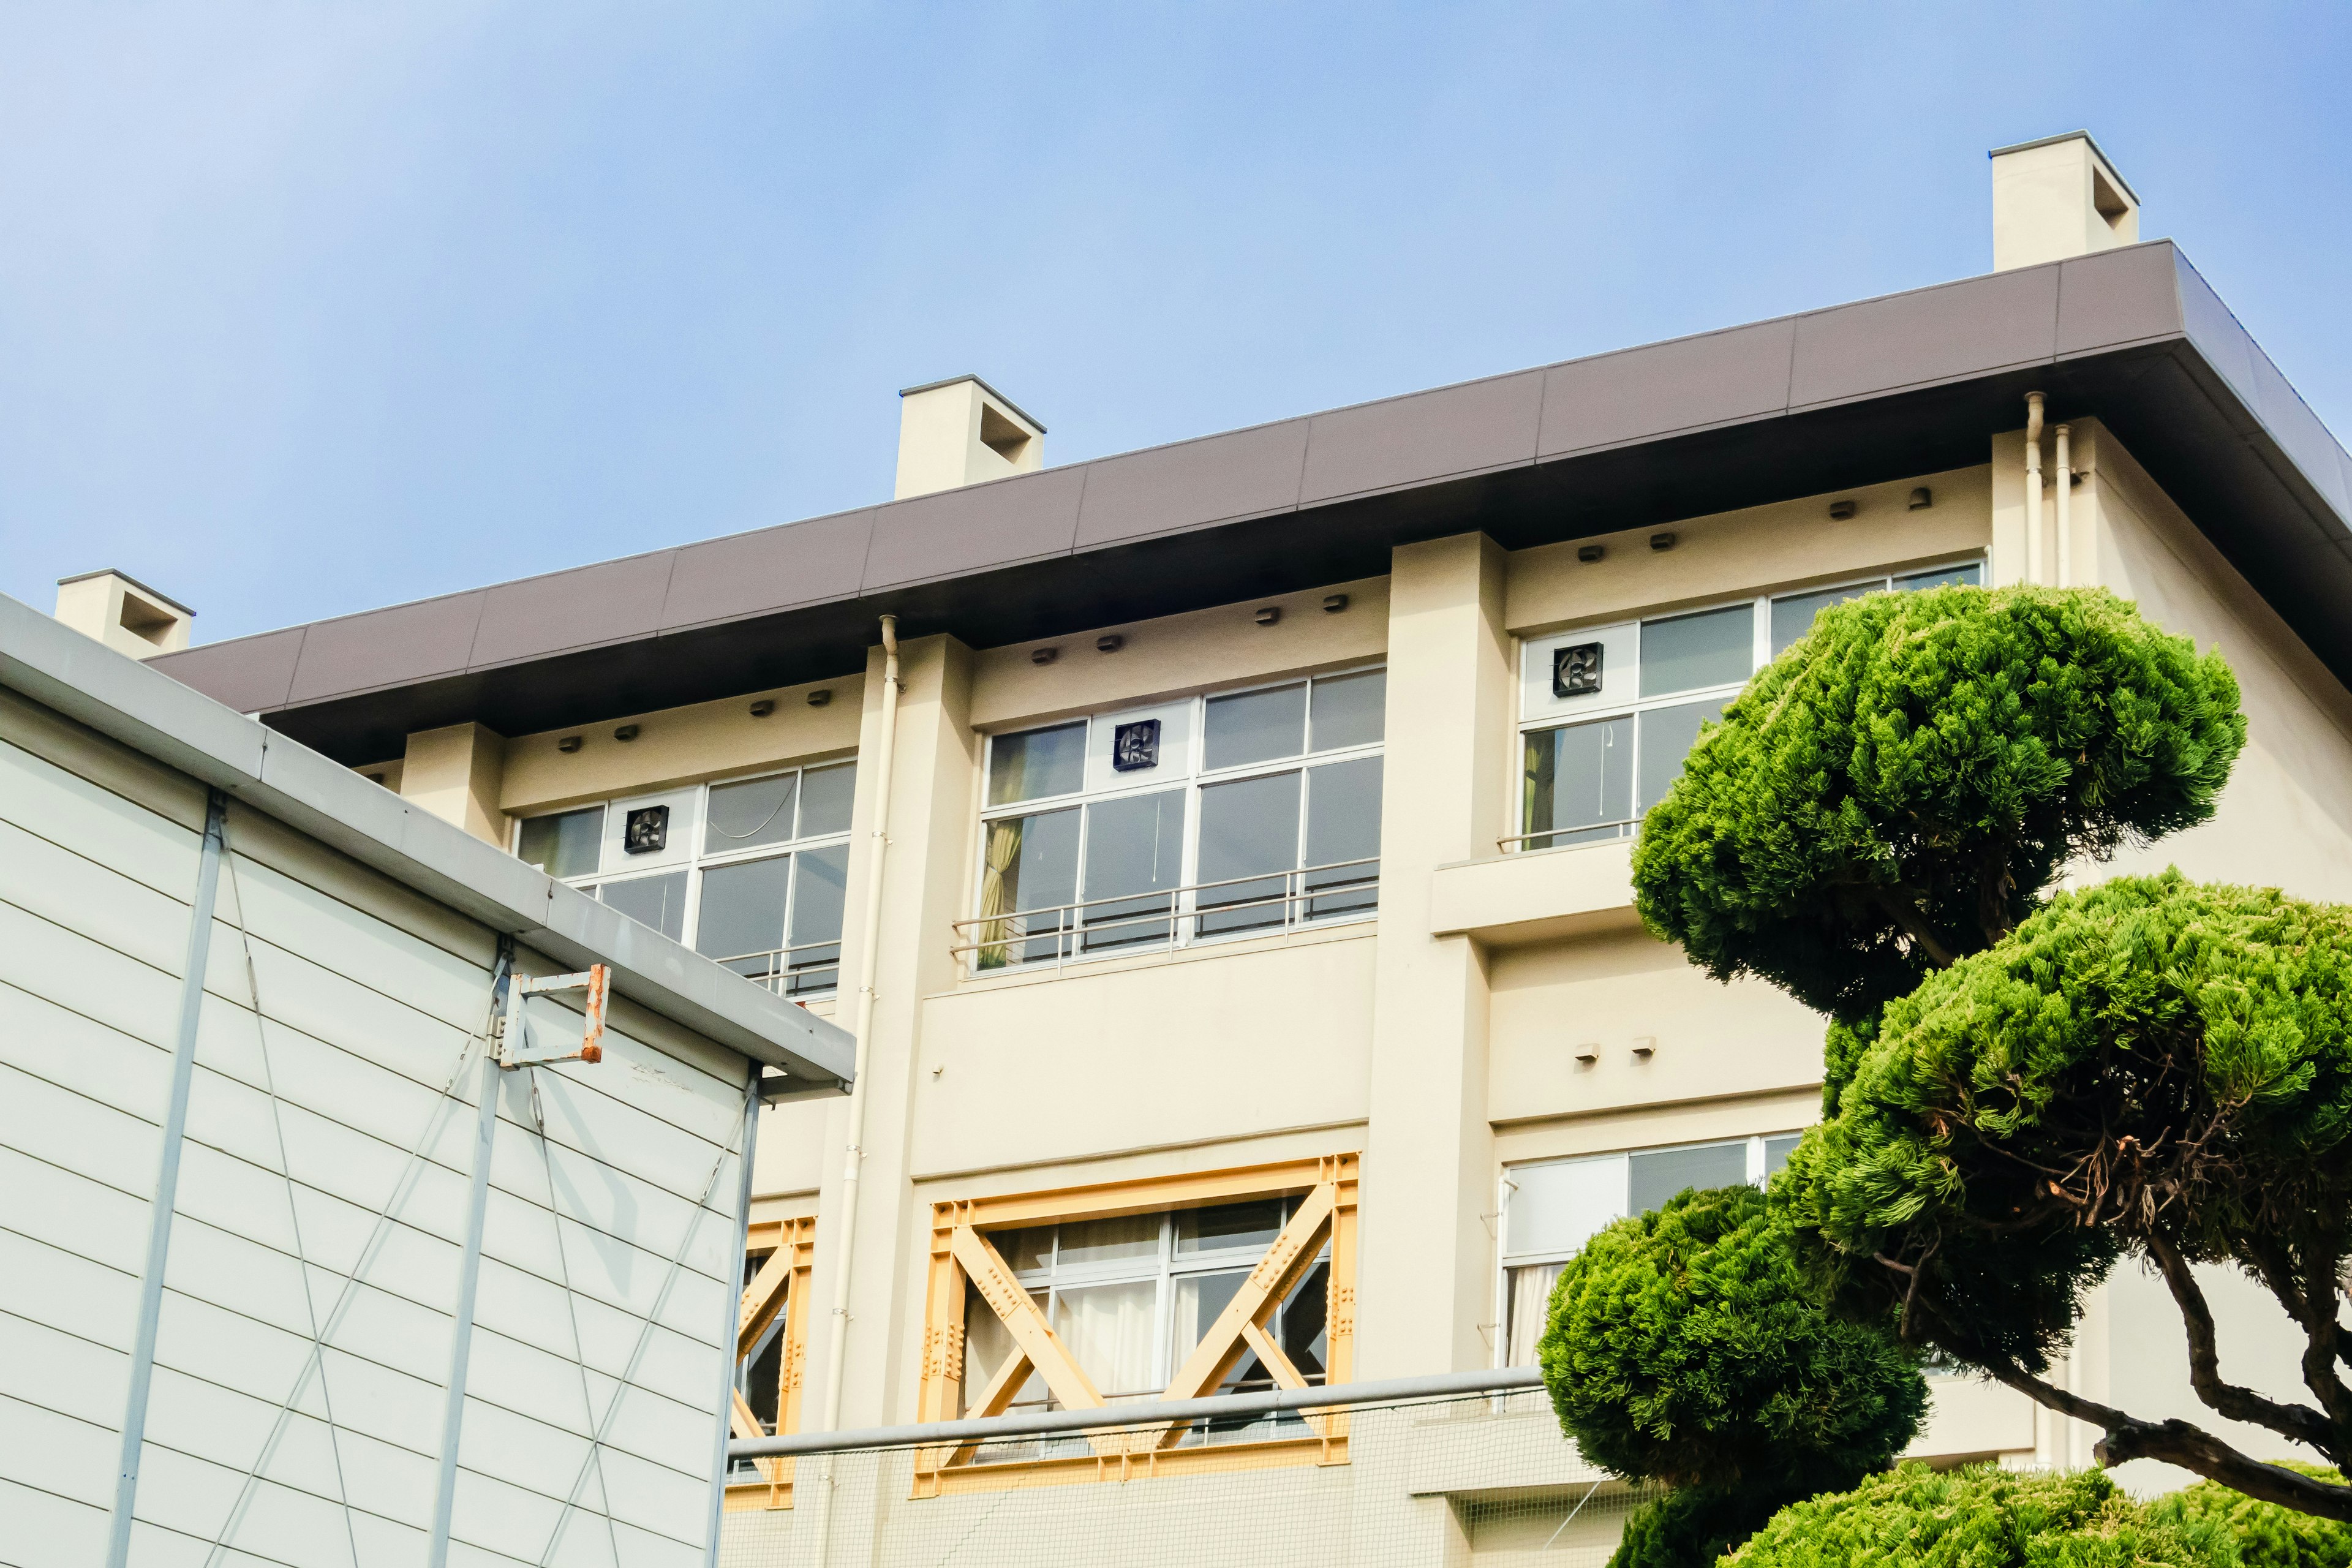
[
  {"xmin": 949, "ymin": 857, "xmax": 1379, "ymax": 974},
  {"xmin": 709, "ymin": 937, "xmax": 842, "ymax": 999},
  {"xmin": 1498, "ymin": 821, "xmax": 1635, "ymax": 853}
]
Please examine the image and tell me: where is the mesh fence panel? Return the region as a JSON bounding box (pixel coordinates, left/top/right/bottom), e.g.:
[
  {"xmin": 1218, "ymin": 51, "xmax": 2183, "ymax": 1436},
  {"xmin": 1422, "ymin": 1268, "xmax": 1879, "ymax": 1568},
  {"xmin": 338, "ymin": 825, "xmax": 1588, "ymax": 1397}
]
[{"xmin": 721, "ymin": 1390, "xmax": 1652, "ymax": 1568}]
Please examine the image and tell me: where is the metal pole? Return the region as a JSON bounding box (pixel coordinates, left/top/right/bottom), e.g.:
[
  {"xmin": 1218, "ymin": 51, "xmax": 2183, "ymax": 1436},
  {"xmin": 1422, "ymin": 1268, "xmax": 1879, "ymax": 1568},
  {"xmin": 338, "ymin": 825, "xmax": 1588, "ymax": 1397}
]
[
  {"xmin": 105, "ymin": 788, "xmax": 227, "ymax": 1568},
  {"xmin": 427, "ymin": 938, "xmax": 514, "ymax": 1567},
  {"xmin": 704, "ymin": 1071, "xmax": 763, "ymax": 1566},
  {"xmin": 730, "ymin": 1366, "xmax": 1547, "ymax": 1461}
]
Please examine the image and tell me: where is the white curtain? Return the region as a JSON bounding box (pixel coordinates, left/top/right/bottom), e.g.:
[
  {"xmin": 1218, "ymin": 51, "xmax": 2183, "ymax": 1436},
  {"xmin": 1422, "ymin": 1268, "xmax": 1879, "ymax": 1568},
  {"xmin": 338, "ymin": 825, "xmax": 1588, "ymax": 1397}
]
[
  {"xmin": 1506, "ymin": 1261, "xmax": 1566, "ymax": 1366},
  {"xmin": 1052, "ymin": 1280, "xmax": 1159, "ymax": 1399}
]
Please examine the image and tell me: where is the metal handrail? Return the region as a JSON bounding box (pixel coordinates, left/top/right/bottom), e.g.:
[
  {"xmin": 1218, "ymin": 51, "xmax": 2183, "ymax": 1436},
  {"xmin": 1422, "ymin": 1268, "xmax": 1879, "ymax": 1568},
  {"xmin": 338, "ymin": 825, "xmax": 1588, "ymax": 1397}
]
[
  {"xmin": 729, "ymin": 1366, "xmax": 1544, "ymax": 1460},
  {"xmin": 948, "ymin": 856, "xmax": 1379, "ymax": 968},
  {"xmin": 1496, "ymin": 824, "xmax": 1635, "ymax": 852},
  {"xmin": 710, "ymin": 935, "xmax": 843, "ymax": 997}
]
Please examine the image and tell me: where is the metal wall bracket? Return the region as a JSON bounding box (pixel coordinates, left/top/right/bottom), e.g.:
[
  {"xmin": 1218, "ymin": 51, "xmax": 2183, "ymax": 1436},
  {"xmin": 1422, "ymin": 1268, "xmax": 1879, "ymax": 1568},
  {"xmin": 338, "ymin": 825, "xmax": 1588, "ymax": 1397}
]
[{"xmin": 497, "ymin": 964, "xmax": 611, "ymax": 1069}]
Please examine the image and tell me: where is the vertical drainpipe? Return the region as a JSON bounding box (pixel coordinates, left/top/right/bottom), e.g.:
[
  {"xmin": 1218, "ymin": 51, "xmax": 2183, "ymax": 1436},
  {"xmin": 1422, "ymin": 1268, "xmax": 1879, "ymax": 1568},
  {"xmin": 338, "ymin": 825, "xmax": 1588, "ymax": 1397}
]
[
  {"xmin": 2054, "ymin": 423, "xmax": 2073, "ymax": 589},
  {"xmin": 704, "ymin": 1070, "xmax": 764, "ymax": 1564},
  {"xmin": 810, "ymin": 615, "xmax": 902, "ymax": 1566},
  {"xmin": 105, "ymin": 790, "xmax": 227, "ymax": 1568},
  {"xmin": 2023, "ymin": 392, "xmax": 2046, "ymax": 586}
]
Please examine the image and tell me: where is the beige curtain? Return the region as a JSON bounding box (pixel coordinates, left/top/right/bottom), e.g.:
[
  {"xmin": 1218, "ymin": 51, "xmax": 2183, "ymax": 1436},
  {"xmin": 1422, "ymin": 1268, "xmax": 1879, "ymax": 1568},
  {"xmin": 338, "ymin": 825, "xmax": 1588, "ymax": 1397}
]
[
  {"xmin": 1506, "ymin": 1261, "xmax": 1567, "ymax": 1366},
  {"xmin": 974, "ymin": 817, "xmax": 1025, "ymax": 969}
]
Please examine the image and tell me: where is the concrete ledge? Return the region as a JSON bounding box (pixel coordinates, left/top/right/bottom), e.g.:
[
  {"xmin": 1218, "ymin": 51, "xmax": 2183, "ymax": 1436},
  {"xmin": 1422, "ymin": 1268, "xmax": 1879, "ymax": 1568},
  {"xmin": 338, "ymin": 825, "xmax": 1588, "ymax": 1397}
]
[{"xmin": 1429, "ymin": 840, "xmax": 1642, "ymax": 947}]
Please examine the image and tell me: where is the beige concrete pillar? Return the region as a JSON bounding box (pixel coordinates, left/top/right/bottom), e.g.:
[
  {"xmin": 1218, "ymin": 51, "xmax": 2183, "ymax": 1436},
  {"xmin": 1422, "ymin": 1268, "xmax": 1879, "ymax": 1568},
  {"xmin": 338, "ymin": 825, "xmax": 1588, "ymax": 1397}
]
[
  {"xmin": 399, "ymin": 722, "xmax": 510, "ymax": 845},
  {"xmin": 798, "ymin": 632, "xmax": 978, "ymax": 1442},
  {"xmin": 1359, "ymin": 533, "xmax": 1513, "ymax": 1378}
]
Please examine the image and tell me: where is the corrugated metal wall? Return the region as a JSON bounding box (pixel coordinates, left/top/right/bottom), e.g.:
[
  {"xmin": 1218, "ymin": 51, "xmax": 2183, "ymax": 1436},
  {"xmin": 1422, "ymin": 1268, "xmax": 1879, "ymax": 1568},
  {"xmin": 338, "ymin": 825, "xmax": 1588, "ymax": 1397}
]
[{"xmin": 0, "ymin": 688, "xmax": 749, "ymax": 1568}]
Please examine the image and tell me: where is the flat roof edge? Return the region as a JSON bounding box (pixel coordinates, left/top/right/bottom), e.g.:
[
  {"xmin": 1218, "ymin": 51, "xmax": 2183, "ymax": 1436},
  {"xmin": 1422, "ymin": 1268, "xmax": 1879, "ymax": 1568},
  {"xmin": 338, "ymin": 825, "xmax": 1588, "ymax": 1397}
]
[{"xmin": 0, "ymin": 592, "xmax": 856, "ymax": 1089}]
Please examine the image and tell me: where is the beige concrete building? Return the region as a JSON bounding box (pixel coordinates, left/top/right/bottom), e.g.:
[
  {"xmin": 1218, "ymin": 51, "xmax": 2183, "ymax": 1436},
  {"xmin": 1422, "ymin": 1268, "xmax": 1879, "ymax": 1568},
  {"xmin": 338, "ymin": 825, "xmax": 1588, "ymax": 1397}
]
[{"xmin": 118, "ymin": 134, "xmax": 2352, "ymax": 1562}]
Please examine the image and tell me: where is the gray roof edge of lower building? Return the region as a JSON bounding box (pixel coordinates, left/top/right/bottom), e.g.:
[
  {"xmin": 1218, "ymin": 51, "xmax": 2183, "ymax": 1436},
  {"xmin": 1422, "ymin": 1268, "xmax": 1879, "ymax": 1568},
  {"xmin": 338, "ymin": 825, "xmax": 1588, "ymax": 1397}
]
[{"xmin": 0, "ymin": 590, "xmax": 857, "ymax": 1090}]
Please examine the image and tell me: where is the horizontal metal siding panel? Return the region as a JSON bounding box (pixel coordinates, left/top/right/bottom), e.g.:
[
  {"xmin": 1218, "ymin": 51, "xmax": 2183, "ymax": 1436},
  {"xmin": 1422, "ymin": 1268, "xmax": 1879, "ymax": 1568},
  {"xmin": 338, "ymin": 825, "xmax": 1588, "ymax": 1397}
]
[
  {"xmin": 129, "ymin": 1439, "xmax": 363, "ymax": 1568},
  {"xmin": 0, "ymin": 1471, "xmax": 111, "ymax": 1568},
  {"xmin": 0, "ymin": 1142, "xmax": 149, "ymax": 1274},
  {"xmin": 0, "ymin": 815, "xmax": 195, "ymax": 982},
  {"xmin": 0, "ymin": 1311, "xmax": 127, "ymax": 1433},
  {"xmin": 0, "ymin": 1055, "xmax": 162, "ymax": 1203},
  {"xmin": 0, "ymin": 734, "xmax": 203, "ymax": 902},
  {"xmin": 0, "ymin": 900, "xmax": 183, "ymax": 1049},
  {"xmin": 224, "ymin": 851, "xmax": 493, "ymax": 1035},
  {"xmin": 0, "ymin": 1227, "xmax": 141, "ymax": 1355},
  {"xmin": 0, "ymin": 979, "xmax": 172, "ymax": 1123},
  {"xmin": 0, "ymin": 1392, "xmax": 115, "ymax": 1511}
]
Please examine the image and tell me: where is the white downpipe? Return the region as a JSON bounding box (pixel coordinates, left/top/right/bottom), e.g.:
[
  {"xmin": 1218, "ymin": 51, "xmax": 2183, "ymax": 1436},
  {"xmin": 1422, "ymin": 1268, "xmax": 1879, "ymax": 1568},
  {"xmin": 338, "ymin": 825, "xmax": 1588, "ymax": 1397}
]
[
  {"xmin": 2024, "ymin": 392, "xmax": 2046, "ymax": 585},
  {"xmin": 2054, "ymin": 423, "xmax": 2073, "ymax": 589},
  {"xmin": 810, "ymin": 615, "xmax": 900, "ymax": 1566}
]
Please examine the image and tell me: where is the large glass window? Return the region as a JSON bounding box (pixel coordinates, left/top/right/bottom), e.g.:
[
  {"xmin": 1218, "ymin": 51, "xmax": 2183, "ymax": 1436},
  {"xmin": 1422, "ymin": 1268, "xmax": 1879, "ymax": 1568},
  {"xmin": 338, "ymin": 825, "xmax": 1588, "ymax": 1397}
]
[
  {"xmin": 1499, "ymin": 1133, "xmax": 1802, "ymax": 1365},
  {"xmin": 514, "ymin": 760, "xmax": 856, "ymax": 997},
  {"xmin": 968, "ymin": 668, "xmax": 1385, "ymax": 971},
  {"xmin": 960, "ymin": 1200, "xmax": 1331, "ymax": 1446},
  {"xmin": 1517, "ymin": 561, "xmax": 1981, "ymax": 851}
]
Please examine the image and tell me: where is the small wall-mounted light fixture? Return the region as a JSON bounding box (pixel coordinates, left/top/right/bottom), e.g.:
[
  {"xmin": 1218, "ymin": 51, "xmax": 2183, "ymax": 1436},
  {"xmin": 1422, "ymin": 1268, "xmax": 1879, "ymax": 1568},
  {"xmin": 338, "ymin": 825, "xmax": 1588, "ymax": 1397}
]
[
  {"xmin": 1322, "ymin": 594, "xmax": 1349, "ymax": 614},
  {"xmin": 748, "ymin": 699, "xmax": 776, "ymax": 717},
  {"xmin": 1030, "ymin": 646, "xmax": 1059, "ymax": 666},
  {"xmin": 613, "ymin": 724, "xmax": 640, "ymax": 742},
  {"xmin": 1828, "ymin": 499, "xmax": 1858, "ymax": 521},
  {"xmin": 1574, "ymin": 1044, "xmax": 1599, "ymax": 1065},
  {"xmin": 556, "ymin": 735, "xmax": 583, "ymax": 754},
  {"xmin": 1649, "ymin": 532, "xmax": 1676, "ymax": 552},
  {"xmin": 807, "ymin": 688, "xmax": 832, "ymax": 707},
  {"xmin": 1577, "ymin": 544, "xmax": 1604, "ymax": 564},
  {"xmin": 1254, "ymin": 606, "xmax": 1281, "ymax": 626},
  {"xmin": 1631, "ymin": 1037, "xmax": 1657, "ymax": 1059},
  {"xmin": 1908, "ymin": 487, "xmax": 1934, "ymax": 511},
  {"xmin": 2068, "ymin": 470, "xmax": 2085, "ymax": 488},
  {"xmin": 1096, "ymin": 635, "xmax": 1124, "ymax": 653}
]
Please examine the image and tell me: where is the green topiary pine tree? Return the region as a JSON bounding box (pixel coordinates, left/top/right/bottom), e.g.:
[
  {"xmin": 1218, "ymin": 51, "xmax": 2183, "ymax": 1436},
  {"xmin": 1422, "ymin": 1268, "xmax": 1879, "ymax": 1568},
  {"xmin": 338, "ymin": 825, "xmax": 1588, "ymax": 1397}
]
[
  {"xmin": 1538, "ymin": 1184, "xmax": 1926, "ymax": 1567},
  {"xmin": 1782, "ymin": 873, "xmax": 2352, "ymax": 1520},
  {"xmin": 1627, "ymin": 582, "xmax": 2352, "ymax": 1522},
  {"xmin": 1632, "ymin": 584, "xmax": 2244, "ymax": 1050},
  {"xmin": 1723, "ymin": 1463, "xmax": 2241, "ymax": 1567},
  {"xmin": 2150, "ymin": 1462, "xmax": 2352, "ymax": 1568}
]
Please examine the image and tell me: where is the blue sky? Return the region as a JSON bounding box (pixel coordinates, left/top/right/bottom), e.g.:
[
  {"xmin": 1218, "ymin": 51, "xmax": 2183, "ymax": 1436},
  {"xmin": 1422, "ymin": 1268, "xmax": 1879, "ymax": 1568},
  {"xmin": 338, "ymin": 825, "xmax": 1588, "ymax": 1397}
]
[{"xmin": 4, "ymin": 5, "xmax": 2348, "ymax": 645}]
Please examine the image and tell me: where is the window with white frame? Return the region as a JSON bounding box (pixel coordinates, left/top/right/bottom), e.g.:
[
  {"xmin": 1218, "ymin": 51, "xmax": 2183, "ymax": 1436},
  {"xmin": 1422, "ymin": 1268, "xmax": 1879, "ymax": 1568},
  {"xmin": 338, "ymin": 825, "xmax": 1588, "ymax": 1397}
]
[
  {"xmin": 1499, "ymin": 1134, "xmax": 1804, "ymax": 1365},
  {"xmin": 963, "ymin": 1200, "xmax": 1332, "ymax": 1444},
  {"xmin": 967, "ymin": 668, "xmax": 1385, "ymax": 970},
  {"xmin": 514, "ymin": 760, "xmax": 856, "ymax": 997},
  {"xmin": 1514, "ymin": 562, "xmax": 1982, "ymax": 851}
]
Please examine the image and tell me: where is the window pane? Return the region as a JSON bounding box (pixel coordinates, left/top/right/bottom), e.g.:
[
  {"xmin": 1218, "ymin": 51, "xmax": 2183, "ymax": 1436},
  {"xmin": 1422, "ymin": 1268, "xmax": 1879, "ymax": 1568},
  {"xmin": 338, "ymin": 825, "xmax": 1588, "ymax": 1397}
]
[
  {"xmin": 1177, "ymin": 1200, "xmax": 1285, "ymax": 1255},
  {"xmin": 1303, "ymin": 756, "xmax": 1381, "ymax": 917},
  {"xmin": 1055, "ymin": 1214, "xmax": 1161, "ymax": 1267},
  {"xmin": 1506, "ymin": 1261, "xmax": 1566, "ymax": 1366},
  {"xmin": 1172, "ymin": 1270, "xmax": 1252, "ymax": 1389},
  {"xmin": 1051, "ymin": 1280, "xmax": 1159, "ymax": 1398},
  {"xmin": 1080, "ymin": 789, "xmax": 1186, "ymax": 951},
  {"xmin": 1279, "ymin": 1259, "xmax": 1330, "ymax": 1382},
  {"xmin": 695, "ymin": 855, "xmax": 791, "ymax": 973},
  {"xmin": 601, "ymin": 870, "xmax": 688, "ymax": 942},
  {"xmin": 786, "ymin": 842, "xmax": 849, "ymax": 995},
  {"xmin": 992, "ymin": 1227, "xmax": 1055, "ymax": 1275},
  {"xmin": 1196, "ymin": 769, "xmax": 1302, "ymax": 935},
  {"xmin": 1635, "ymin": 698, "xmax": 1725, "ymax": 812},
  {"xmin": 973, "ymin": 807, "xmax": 1079, "ymax": 968},
  {"xmin": 988, "ymin": 722, "xmax": 1087, "ymax": 805},
  {"xmin": 1309, "ymin": 670, "xmax": 1385, "ymax": 751},
  {"xmin": 1894, "ymin": 561, "xmax": 1982, "ymax": 592},
  {"xmin": 519, "ymin": 807, "xmax": 603, "ymax": 880},
  {"xmin": 798, "ymin": 761, "xmax": 858, "ymax": 836},
  {"xmin": 1628, "ymin": 1141, "xmax": 1751, "ymax": 1213},
  {"xmin": 1640, "ymin": 603, "xmax": 1753, "ymax": 696},
  {"xmin": 1763, "ymin": 1134, "xmax": 1803, "ymax": 1179},
  {"xmin": 962, "ymin": 1282, "xmax": 1047, "ymax": 1411},
  {"xmin": 1506, "ymin": 1157, "xmax": 1626, "ymax": 1259},
  {"xmin": 1523, "ymin": 715, "xmax": 1633, "ymax": 848},
  {"xmin": 705, "ymin": 774, "xmax": 797, "ymax": 854},
  {"xmin": 1204, "ymin": 684, "xmax": 1306, "ymax": 771},
  {"xmin": 1770, "ymin": 582, "xmax": 1873, "ymax": 657}
]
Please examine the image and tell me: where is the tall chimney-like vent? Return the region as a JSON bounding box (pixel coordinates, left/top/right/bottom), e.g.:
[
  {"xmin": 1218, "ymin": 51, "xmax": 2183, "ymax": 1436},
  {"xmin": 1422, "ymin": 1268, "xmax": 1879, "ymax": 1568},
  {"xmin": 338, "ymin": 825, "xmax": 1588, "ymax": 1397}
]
[
  {"xmin": 54, "ymin": 569, "xmax": 195, "ymax": 659},
  {"xmin": 893, "ymin": 375, "xmax": 1046, "ymax": 500},
  {"xmin": 1990, "ymin": 130, "xmax": 2141, "ymax": 271}
]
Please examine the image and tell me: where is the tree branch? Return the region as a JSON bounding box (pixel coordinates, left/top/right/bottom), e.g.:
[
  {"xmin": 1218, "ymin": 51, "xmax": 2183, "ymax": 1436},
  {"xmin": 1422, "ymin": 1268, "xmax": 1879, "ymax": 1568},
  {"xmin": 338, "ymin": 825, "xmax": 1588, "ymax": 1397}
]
[
  {"xmin": 1874, "ymin": 889, "xmax": 1958, "ymax": 968},
  {"xmin": 1967, "ymin": 1355, "xmax": 2352, "ymax": 1522},
  {"xmin": 2144, "ymin": 1230, "xmax": 2337, "ymax": 1452}
]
